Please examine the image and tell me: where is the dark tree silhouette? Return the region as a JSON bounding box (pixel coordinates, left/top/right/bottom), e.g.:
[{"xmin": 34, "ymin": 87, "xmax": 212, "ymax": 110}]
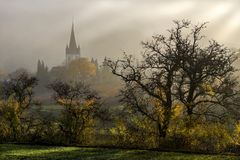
[
  {"xmin": 105, "ymin": 25, "xmax": 181, "ymax": 139},
  {"xmin": 105, "ymin": 20, "xmax": 238, "ymax": 140},
  {"xmin": 1, "ymin": 72, "xmax": 38, "ymax": 114},
  {"xmin": 170, "ymin": 21, "xmax": 238, "ymax": 121}
]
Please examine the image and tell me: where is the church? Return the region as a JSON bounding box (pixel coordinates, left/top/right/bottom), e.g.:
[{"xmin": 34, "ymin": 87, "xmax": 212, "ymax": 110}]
[
  {"xmin": 36, "ymin": 23, "xmax": 98, "ymax": 82},
  {"xmin": 35, "ymin": 23, "xmax": 121, "ymax": 99}
]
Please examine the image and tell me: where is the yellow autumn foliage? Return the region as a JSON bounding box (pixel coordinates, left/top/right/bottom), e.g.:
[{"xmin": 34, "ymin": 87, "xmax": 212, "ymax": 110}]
[
  {"xmin": 233, "ymin": 122, "xmax": 240, "ymax": 145},
  {"xmin": 201, "ymin": 83, "xmax": 215, "ymax": 96},
  {"xmin": 109, "ymin": 116, "xmax": 157, "ymax": 148},
  {"xmin": 169, "ymin": 120, "xmax": 233, "ymax": 152},
  {"xmin": 64, "ymin": 58, "xmax": 96, "ymax": 81}
]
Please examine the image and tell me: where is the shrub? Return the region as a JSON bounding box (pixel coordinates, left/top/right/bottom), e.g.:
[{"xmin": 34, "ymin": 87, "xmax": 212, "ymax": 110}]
[{"xmin": 169, "ymin": 120, "xmax": 233, "ymax": 152}]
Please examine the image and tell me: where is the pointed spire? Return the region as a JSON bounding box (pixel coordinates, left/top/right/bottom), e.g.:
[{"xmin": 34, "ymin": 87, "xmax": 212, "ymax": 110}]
[{"xmin": 69, "ymin": 22, "xmax": 77, "ymax": 49}]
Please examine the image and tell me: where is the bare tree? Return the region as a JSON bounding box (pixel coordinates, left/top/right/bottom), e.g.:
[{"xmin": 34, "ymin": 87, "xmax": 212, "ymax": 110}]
[
  {"xmin": 104, "ymin": 20, "xmax": 182, "ymax": 139},
  {"xmin": 170, "ymin": 21, "xmax": 238, "ymax": 122},
  {"xmin": 1, "ymin": 72, "xmax": 38, "ymax": 113},
  {"xmin": 105, "ymin": 20, "xmax": 238, "ymax": 140}
]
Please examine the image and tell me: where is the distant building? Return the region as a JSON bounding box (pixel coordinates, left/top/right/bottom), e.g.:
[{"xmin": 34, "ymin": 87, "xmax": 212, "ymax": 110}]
[
  {"xmin": 34, "ymin": 22, "xmax": 122, "ymax": 100},
  {"xmin": 65, "ymin": 23, "xmax": 81, "ymax": 65},
  {"xmin": 36, "ymin": 22, "xmax": 100, "ymax": 83}
]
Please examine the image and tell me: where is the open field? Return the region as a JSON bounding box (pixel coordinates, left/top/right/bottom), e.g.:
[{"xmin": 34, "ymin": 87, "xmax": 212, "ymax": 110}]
[{"xmin": 0, "ymin": 144, "xmax": 239, "ymax": 160}]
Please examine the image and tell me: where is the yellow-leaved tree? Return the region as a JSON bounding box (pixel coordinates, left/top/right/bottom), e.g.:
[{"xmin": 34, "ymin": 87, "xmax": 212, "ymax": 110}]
[
  {"xmin": 64, "ymin": 58, "xmax": 96, "ymax": 82},
  {"xmin": 49, "ymin": 80, "xmax": 100, "ymax": 145}
]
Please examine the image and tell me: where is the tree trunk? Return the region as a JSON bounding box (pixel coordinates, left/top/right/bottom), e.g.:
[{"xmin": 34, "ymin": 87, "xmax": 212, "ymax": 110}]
[{"xmin": 186, "ymin": 105, "xmax": 194, "ymax": 128}]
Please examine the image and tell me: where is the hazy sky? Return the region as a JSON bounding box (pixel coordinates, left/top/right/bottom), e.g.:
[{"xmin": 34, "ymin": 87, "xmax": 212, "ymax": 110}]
[{"xmin": 0, "ymin": 0, "xmax": 240, "ymax": 72}]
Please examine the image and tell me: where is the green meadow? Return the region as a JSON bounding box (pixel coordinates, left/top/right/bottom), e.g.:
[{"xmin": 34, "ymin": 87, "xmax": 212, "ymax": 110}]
[{"xmin": 0, "ymin": 144, "xmax": 239, "ymax": 160}]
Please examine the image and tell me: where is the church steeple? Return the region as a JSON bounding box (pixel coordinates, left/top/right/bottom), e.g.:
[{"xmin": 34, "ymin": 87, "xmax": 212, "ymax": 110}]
[
  {"xmin": 66, "ymin": 22, "xmax": 81, "ymax": 65},
  {"xmin": 69, "ymin": 22, "xmax": 77, "ymax": 49}
]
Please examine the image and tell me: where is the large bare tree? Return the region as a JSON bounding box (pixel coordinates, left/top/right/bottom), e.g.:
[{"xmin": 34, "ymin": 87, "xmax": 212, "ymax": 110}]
[
  {"xmin": 105, "ymin": 24, "xmax": 181, "ymax": 139},
  {"xmin": 105, "ymin": 20, "xmax": 238, "ymax": 140},
  {"xmin": 170, "ymin": 21, "xmax": 238, "ymax": 121}
]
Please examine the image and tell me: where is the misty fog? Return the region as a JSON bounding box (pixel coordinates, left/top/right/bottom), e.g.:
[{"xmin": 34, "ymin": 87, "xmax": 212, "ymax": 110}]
[{"xmin": 0, "ymin": 0, "xmax": 240, "ymax": 72}]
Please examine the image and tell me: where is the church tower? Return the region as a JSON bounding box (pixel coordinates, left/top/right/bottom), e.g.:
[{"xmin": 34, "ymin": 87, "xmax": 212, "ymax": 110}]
[{"xmin": 66, "ymin": 23, "xmax": 80, "ymax": 65}]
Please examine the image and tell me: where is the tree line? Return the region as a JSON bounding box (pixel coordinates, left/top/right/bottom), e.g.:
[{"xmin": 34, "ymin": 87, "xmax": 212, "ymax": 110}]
[{"xmin": 0, "ymin": 20, "xmax": 240, "ymax": 153}]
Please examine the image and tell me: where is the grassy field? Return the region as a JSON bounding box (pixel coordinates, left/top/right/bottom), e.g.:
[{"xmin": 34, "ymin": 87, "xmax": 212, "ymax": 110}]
[{"xmin": 0, "ymin": 144, "xmax": 239, "ymax": 160}]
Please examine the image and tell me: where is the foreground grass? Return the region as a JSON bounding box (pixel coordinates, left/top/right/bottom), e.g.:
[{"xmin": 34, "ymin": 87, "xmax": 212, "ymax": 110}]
[{"xmin": 0, "ymin": 144, "xmax": 239, "ymax": 160}]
